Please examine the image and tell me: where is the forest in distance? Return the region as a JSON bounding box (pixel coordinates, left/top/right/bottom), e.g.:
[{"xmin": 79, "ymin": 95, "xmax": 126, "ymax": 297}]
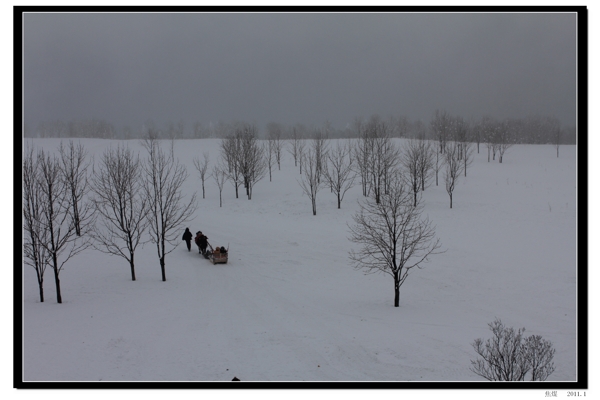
[{"xmin": 23, "ymin": 111, "xmax": 576, "ymax": 145}]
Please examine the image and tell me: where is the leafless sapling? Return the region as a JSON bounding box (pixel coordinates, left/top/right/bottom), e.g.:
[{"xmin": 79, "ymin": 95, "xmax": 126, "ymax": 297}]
[
  {"xmin": 193, "ymin": 152, "xmax": 210, "ymax": 199},
  {"xmin": 58, "ymin": 140, "xmax": 93, "ymax": 236},
  {"xmin": 141, "ymin": 137, "xmax": 197, "ymax": 281},
  {"xmin": 36, "ymin": 149, "xmax": 91, "ymax": 303},
  {"xmin": 416, "ymin": 138, "xmax": 434, "ymax": 191},
  {"xmin": 237, "ymin": 124, "xmax": 267, "ymax": 200},
  {"xmin": 323, "ymin": 140, "xmax": 356, "ymax": 209},
  {"xmin": 348, "ymin": 176, "xmax": 442, "ymax": 307},
  {"xmin": 220, "ymin": 134, "xmax": 243, "ymax": 198},
  {"xmin": 23, "ymin": 143, "xmax": 49, "ymax": 302},
  {"xmin": 298, "ymin": 148, "xmax": 324, "ymax": 215},
  {"xmin": 267, "ymin": 122, "xmax": 285, "ymax": 170},
  {"xmin": 90, "ymin": 144, "xmax": 148, "ymax": 281},
  {"xmin": 401, "ymin": 138, "xmax": 425, "ymax": 207},
  {"xmin": 264, "ymin": 138, "xmax": 275, "ymax": 182},
  {"xmin": 212, "ymin": 162, "xmax": 228, "ymax": 208},
  {"xmin": 367, "ymin": 119, "xmax": 400, "ymax": 203},
  {"xmin": 430, "ymin": 109, "xmax": 452, "ymax": 155},
  {"xmin": 287, "ymin": 126, "xmax": 302, "ymax": 168},
  {"xmin": 352, "ymin": 117, "xmax": 373, "ymax": 197},
  {"xmin": 444, "ymin": 141, "xmax": 464, "ymax": 209},
  {"xmin": 496, "ymin": 120, "xmax": 513, "ymax": 163},
  {"xmin": 311, "ymin": 129, "xmax": 329, "ymax": 184}
]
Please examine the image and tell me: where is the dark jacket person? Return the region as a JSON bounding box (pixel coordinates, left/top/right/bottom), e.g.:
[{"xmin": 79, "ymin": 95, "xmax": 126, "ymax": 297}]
[{"xmin": 182, "ymin": 228, "xmax": 193, "ymax": 251}]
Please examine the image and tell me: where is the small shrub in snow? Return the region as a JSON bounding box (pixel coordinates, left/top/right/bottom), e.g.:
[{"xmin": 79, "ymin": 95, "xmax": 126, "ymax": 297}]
[{"xmin": 470, "ymin": 318, "xmax": 556, "ymax": 381}]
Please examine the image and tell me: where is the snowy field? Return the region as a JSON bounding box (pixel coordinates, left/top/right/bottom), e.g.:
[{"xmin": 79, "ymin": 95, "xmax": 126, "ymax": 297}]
[{"xmin": 20, "ymin": 138, "xmax": 578, "ymax": 384}]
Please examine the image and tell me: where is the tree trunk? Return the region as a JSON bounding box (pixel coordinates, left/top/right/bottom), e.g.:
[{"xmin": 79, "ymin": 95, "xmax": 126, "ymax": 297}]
[
  {"xmin": 450, "ymin": 193, "xmax": 453, "ymax": 209},
  {"xmin": 202, "ymin": 181, "xmax": 205, "ymax": 199},
  {"xmin": 35, "ymin": 267, "xmax": 45, "ymax": 302},
  {"xmin": 394, "ymin": 279, "xmax": 400, "ymax": 307},
  {"xmin": 160, "ymin": 256, "xmax": 166, "ymax": 281},
  {"xmin": 129, "ymin": 255, "xmax": 136, "ymax": 281},
  {"xmin": 53, "ymin": 266, "xmax": 62, "ymax": 304}
]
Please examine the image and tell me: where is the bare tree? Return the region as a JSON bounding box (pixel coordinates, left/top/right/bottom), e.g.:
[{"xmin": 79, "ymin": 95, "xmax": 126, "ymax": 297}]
[
  {"xmin": 287, "ymin": 126, "xmax": 303, "ymax": 168},
  {"xmin": 496, "ymin": 120, "xmax": 513, "ymax": 163},
  {"xmin": 430, "ymin": 111, "xmax": 455, "ymax": 185},
  {"xmin": 462, "ymin": 140, "xmax": 474, "ymax": 177},
  {"xmin": 470, "ymin": 318, "xmax": 556, "ymax": 381},
  {"xmin": 471, "ymin": 119, "xmax": 482, "ymax": 154},
  {"xmin": 353, "ymin": 118, "xmax": 372, "ymax": 196},
  {"xmin": 348, "ymin": 177, "xmax": 442, "ymax": 307},
  {"xmin": 23, "ymin": 143, "xmax": 49, "ymax": 302},
  {"xmin": 237, "ymin": 124, "xmax": 267, "ymax": 200},
  {"xmin": 312, "ymin": 129, "xmax": 329, "ymax": 184},
  {"xmin": 141, "ymin": 137, "xmax": 197, "ymax": 281},
  {"xmin": 267, "ymin": 122, "xmax": 285, "ymax": 170},
  {"xmin": 454, "ymin": 119, "xmax": 474, "ymax": 177},
  {"xmin": 417, "ymin": 138, "xmax": 434, "ymax": 191},
  {"xmin": 323, "ymin": 140, "xmax": 356, "ymax": 209},
  {"xmin": 90, "ymin": 144, "xmax": 148, "ymax": 281},
  {"xmin": 58, "ymin": 140, "xmax": 93, "ymax": 236},
  {"xmin": 430, "ymin": 109, "xmax": 452, "ymax": 155},
  {"xmin": 546, "ymin": 116, "xmax": 561, "ymax": 157},
  {"xmin": 193, "ymin": 152, "xmax": 210, "ymax": 199},
  {"xmin": 212, "ymin": 162, "xmax": 228, "ymax": 207},
  {"xmin": 297, "ymin": 137, "xmax": 306, "ymax": 175},
  {"xmin": 298, "ymin": 148, "xmax": 324, "ymax": 215},
  {"xmin": 444, "ymin": 141, "xmax": 464, "ymax": 209},
  {"xmin": 220, "ymin": 134, "xmax": 243, "ymax": 198},
  {"xmin": 265, "ymin": 138, "xmax": 275, "ymax": 182},
  {"xmin": 401, "ymin": 139, "xmax": 424, "ymax": 207},
  {"xmin": 367, "ymin": 118, "xmax": 400, "ymax": 204},
  {"xmin": 36, "ymin": 149, "xmax": 91, "ymax": 303}
]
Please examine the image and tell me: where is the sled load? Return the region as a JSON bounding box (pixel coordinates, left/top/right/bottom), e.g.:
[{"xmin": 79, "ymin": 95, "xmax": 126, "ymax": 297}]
[{"xmin": 207, "ymin": 243, "xmax": 228, "ymax": 265}]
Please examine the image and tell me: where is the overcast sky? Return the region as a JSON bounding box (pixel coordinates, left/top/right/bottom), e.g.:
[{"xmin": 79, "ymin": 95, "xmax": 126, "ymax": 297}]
[{"xmin": 22, "ymin": 12, "xmax": 578, "ymax": 132}]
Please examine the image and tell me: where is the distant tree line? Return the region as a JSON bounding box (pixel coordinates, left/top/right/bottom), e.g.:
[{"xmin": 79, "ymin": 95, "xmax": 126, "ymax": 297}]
[{"xmin": 24, "ymin": 113, "xmax": 576, "ymax": 145}]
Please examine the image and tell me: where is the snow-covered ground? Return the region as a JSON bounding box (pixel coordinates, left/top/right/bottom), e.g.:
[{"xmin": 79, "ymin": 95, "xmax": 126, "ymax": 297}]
[{"xmin": 21, "ymin": 138, "xmax": 578, "ymax": 384}]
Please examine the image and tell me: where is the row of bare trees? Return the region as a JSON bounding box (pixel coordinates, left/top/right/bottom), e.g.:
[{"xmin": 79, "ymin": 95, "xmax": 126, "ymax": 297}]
[
  {"xmin": 23, "ymin": 137, "xmax": 197, "ymax": 303},
  {"xmin": 282, "ymin": 114, "xmax": 477, "ymax": 215},
  {"xmin": 23, "ymin": 141, "xmax": 93, "ymax": 303}
]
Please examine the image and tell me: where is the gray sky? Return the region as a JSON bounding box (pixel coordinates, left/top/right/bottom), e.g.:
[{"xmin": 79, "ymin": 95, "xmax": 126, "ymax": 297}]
[{"xmin": 23, "ymin": 12, "xmax": 578, "ymax": 132}]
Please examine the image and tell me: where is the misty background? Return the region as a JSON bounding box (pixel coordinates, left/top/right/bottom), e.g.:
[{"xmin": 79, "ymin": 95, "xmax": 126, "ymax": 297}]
[{"xmin": 22, "ymin": 12, "xmax": 577, "ymax": 137}]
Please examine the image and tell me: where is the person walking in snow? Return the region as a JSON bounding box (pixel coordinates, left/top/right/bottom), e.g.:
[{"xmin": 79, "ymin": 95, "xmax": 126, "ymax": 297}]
[
  {"xmin": 199, "ymin": 233, "xmax": 208, "ymax": 255},
  {"xmin": 182, "ymin": 228, "xmax": 193, "ymax": 252},
  {"xmin": 194, "ymin": 231, "xmax": 202, "ymax": 254}
]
